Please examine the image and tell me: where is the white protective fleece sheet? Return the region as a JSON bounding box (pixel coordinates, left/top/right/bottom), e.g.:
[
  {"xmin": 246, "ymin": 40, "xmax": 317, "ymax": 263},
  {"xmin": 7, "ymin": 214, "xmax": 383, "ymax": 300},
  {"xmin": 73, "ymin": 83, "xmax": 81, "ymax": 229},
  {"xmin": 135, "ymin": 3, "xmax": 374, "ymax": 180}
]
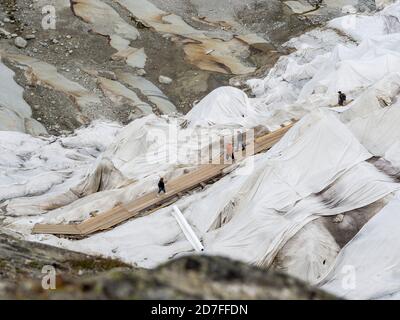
[{"xmin": 319, "ymin": 193, "xmax": 400, "ymax": 299}]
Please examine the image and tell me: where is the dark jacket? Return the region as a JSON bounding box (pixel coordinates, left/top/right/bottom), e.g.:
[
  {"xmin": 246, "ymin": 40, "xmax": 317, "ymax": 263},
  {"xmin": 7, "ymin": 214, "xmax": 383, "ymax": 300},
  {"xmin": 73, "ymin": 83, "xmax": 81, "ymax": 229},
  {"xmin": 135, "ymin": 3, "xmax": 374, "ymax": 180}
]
[{"xmin": 339, "ymin": 93, "xmax": 346, "ymax": 104}]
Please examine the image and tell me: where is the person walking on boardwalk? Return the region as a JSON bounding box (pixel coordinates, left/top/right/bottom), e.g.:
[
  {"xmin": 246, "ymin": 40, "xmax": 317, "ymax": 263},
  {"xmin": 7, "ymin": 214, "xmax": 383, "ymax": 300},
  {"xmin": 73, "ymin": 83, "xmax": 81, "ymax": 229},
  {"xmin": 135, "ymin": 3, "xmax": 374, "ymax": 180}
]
[
  {"xmin": 158, "ymin": 177, "xmax": 166, "ymax": 196},
  {"xmin": 226, "ymin": 142, "xmax": 235, "ymax": 162},
  {"xmin": 237, "ymin": 131, "xmax": 246, "ymax": 151},
  {"xmin": 338, "ymin": 91, "xmax": 347, "ymax": 106}
]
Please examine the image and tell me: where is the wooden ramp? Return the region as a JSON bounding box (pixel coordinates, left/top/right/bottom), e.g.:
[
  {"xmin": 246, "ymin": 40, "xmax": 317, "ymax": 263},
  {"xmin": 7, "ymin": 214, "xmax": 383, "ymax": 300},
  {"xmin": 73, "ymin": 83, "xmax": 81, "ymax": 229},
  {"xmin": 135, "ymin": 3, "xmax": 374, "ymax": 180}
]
[{"xmin": 32, "ymin": 122, "xmax": 295, "ymax": 236}]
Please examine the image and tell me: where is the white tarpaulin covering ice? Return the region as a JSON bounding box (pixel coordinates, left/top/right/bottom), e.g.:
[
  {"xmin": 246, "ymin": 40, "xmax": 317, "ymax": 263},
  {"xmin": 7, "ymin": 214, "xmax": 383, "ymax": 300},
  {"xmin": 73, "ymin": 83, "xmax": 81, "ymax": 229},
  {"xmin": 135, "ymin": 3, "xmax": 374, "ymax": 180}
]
[
  {"xmin": 14, "ymin": 110, "xmax": 399, "ymax": 286},
  {"xmin": 319, "ymin": 193, "xmax": 400, "ymax": 299},
  {"xmin": 0, "ymin": 122, "xmax": 122, "ymax": 217},
  {"xmin": 328, "ymin": 2, "xmax": 400, "ymax": 41},
  {"xmin": 203, "ymin": 110, "xmax": 399, "ymax": 282},
  {"xmin": 185, "ymin": 87, "xmax": 253, "ymax": 127}
]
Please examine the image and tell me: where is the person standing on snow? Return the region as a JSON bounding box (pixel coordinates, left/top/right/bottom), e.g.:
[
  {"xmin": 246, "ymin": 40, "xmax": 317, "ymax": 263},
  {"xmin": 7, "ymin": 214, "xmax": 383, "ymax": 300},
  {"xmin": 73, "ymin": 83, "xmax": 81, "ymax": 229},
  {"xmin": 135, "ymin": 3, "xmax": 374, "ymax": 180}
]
[
  {"xmin": 338, "ymin": 91, "xmax": 347, "ymax": 106},
  {"xmin": 158, "ymin": 177, "xmax": 166, "ymax": 195}
]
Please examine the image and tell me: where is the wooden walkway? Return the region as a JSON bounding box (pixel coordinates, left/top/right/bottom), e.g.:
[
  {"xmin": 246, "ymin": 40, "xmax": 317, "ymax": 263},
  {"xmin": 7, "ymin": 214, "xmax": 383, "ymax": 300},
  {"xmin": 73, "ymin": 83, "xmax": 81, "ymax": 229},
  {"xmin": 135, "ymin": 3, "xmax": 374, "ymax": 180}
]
[{"xmin": 32, "ymin": 121, "xmax": 295, "ymax": 236}]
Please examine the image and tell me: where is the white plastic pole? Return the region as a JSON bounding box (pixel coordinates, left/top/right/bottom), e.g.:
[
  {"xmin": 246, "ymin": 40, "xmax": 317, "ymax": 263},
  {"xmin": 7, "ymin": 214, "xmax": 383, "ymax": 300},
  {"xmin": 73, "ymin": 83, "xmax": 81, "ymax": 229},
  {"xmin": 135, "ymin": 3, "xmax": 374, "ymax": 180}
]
[{"xmin": 172, "ymin": 206, "xmax": 204, "ymax": 252}]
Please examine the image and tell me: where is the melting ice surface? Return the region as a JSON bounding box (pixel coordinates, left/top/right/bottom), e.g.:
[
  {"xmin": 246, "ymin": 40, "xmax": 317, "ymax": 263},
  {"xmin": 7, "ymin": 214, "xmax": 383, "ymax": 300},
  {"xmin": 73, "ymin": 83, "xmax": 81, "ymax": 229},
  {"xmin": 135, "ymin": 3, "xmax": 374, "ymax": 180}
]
[{"xmin": 2, "ymin": 1, "xmax": 400, "ymax": 300}]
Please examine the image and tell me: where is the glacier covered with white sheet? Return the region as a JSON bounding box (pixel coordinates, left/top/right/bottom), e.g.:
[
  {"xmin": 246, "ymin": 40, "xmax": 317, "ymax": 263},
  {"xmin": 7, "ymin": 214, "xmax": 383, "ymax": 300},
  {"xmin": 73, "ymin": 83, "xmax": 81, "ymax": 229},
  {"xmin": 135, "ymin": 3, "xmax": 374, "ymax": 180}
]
[{"xmin": 1, "ymin": 0, "xmax": 400, "ymax": 300}]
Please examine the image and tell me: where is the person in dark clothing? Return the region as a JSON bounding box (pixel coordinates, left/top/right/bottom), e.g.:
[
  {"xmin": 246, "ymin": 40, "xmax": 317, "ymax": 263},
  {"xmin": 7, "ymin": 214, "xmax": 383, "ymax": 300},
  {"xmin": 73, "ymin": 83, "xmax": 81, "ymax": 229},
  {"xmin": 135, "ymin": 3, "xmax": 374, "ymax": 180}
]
[
  {"xmin": 338, "ymin": 91, "xmax": 347, "ymax": 106},
  {"xmin": 237, "ymin": 132, "xmax": 246, "ymax": 152},
  {"xmin": 241, "ymin": 132, "xmax": 246, "ymax": 151},
  {"xmin": 158, "ymin": 177, "xmax": 166, "ymax": 195}
]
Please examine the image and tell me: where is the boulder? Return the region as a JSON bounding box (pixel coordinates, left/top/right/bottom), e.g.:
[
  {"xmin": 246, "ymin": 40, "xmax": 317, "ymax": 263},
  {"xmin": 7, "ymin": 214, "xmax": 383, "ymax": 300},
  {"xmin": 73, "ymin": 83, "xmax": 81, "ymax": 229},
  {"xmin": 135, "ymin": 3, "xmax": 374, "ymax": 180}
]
[{"xmin": 14, "ymin": 36, "xmax": 27, "ymax": 48}]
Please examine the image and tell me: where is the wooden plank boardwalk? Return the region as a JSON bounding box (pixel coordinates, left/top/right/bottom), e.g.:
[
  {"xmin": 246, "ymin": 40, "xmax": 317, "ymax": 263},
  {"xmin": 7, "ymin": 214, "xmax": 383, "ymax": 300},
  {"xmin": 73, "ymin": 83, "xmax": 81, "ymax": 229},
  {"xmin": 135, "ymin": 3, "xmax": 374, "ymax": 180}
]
[{"xmin": 32, "ymin": 121, "xmax": 295, "ymax": 236}]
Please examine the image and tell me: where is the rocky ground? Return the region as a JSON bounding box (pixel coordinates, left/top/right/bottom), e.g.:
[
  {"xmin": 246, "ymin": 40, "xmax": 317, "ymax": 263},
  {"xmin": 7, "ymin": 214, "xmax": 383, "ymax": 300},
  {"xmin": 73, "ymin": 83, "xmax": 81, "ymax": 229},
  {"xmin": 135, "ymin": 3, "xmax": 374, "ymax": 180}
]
[
  {"xmin": 0, "ymin": 231, "xmax": 335, "ymax": 299},
  {"xmin": 0, "ymin": 230, "xmax": 129, "ymax": 281},
  {"xmin": 0, "ymin": 0, "xmax": 366, "ymax": 134}
]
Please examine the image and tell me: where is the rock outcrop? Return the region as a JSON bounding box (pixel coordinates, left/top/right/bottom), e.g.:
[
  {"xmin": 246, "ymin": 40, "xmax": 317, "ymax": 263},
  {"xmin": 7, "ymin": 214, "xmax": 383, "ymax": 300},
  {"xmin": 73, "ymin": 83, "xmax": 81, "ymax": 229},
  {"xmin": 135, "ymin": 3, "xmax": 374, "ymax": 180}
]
[{"xmin": 0, "ymin": 232, "xmax": 334, "ymax": 299}]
